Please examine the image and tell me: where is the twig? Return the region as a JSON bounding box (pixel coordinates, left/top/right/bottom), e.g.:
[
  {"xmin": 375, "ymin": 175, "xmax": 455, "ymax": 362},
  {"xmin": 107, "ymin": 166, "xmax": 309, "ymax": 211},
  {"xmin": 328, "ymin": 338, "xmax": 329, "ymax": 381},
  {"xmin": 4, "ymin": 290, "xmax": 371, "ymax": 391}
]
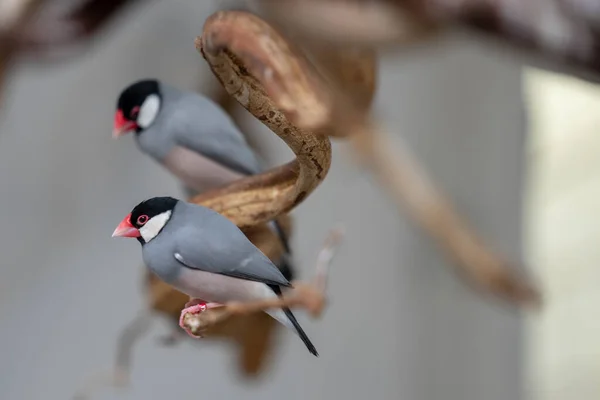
[
  {"xmin": 181, "ymin": 227, "xmax": 344, "ymax": 337},
  {"xmin": 313, "ymin": 224, "xmax": 344, "ymax": 292},
  {"xmin": 113, "ymin": 311, "xmax": 153, "ymax": 383}
]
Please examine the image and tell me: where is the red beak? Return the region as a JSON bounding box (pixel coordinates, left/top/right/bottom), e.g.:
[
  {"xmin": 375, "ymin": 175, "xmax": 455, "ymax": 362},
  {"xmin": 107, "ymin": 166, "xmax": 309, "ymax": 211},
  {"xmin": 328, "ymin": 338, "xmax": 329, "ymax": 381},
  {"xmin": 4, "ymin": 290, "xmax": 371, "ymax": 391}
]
[
  {"xmin": 112, "ymin": 213, "xmax": 140, "ymax": 238},
  {"xmin": 113, "ymin": 109, "xmax": 138, "ymax": 138}
]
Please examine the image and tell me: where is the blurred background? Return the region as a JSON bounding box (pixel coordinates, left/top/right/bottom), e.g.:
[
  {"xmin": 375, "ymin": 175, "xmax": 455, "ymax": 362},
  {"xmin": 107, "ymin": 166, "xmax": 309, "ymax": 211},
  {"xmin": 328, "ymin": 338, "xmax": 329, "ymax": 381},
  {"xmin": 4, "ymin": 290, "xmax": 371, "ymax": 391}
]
[{"xmin": 0, "ymin": 0, "xmax": 596, "ymax": 399}]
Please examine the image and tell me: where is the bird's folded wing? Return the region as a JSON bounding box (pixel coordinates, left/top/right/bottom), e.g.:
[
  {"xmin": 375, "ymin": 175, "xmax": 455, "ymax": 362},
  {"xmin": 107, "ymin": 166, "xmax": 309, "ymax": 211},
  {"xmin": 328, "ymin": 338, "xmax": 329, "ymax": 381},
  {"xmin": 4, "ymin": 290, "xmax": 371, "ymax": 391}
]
[
  {"xmin": 170, "ymin": 96, "xmax": 263, "ymax": 175},
  {"xmin": 173, "ymin": 231, "xmax": 292, "ymax": 287}
]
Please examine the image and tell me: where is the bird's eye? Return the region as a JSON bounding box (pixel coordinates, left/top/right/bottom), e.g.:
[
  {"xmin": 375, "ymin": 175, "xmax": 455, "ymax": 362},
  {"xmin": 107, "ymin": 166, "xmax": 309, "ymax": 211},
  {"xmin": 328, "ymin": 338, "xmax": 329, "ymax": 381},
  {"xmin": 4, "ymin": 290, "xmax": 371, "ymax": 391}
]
[
  {"xmin": 130, "ymin": 106, "xmax": 140, "ymax": 119},
  {"xmin": 136, "ymin": 215, "xmax": 149, "ymax": 225}
]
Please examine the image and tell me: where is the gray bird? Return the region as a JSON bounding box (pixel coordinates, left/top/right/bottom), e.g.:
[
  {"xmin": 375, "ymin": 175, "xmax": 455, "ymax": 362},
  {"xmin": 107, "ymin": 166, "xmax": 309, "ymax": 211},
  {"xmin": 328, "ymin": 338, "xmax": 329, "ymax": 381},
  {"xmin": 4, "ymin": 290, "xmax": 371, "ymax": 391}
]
[
  {"xmin": 112, "ymin": 79, "xmax": 294, "ymax": 280},
  {"xmin": 112, "ymin": 196, "xmax": 318, "ymax": 356}
]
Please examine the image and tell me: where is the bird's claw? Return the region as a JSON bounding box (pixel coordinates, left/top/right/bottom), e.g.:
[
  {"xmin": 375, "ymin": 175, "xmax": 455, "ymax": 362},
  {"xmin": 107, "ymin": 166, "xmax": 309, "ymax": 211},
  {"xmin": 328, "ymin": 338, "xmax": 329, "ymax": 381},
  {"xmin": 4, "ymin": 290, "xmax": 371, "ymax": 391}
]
[
  {"xmin": 179, "ymin": 303, "xmax": 208, "ymax": 338},
  {"xmin": 179, "ymin": 302, "xmax": 223, "ymax": 338}
]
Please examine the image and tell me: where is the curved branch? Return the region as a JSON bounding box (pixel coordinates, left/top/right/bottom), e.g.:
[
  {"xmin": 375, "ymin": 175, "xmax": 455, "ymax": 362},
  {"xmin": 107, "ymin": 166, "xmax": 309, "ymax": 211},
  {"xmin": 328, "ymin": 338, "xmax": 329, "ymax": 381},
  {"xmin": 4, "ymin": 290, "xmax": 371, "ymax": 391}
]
[{"xmin": 190, "ymin": 11, "xmax": 336, "ymax": 227}]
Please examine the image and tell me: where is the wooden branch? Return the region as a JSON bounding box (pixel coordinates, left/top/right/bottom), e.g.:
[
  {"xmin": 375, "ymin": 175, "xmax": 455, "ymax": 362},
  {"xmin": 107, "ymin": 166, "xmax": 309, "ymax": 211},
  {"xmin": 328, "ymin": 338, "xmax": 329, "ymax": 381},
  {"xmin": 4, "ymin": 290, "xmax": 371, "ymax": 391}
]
[
  {"xmin": 248, "ymin": 0, "xmax": 439, "ymax": 48},
  {"xmin": 251, "ymin": 0, "xmax": 600, "ymax": 83},
  {"xmin": 346, "ymin": 118, "xmax": 541, "ymax": 307},
  {"xmin": 189, "ymin": 11, "xmax": 337, "ymax": 228},
  {"xmin": 181, "ymin": 227, "xmax": 344, "ymax": 338}
]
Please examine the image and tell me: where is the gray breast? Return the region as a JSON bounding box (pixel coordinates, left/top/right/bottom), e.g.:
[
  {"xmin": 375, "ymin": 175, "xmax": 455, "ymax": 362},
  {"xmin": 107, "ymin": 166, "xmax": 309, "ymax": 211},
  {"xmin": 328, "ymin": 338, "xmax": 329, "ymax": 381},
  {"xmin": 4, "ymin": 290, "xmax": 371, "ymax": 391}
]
[
  {"xmin": 141, "ymin": 229, "xmax": 181, "ymax": 284},
  {"xmin": 134, "ymin": 118, "xmax": 175, "ymax": 161}
]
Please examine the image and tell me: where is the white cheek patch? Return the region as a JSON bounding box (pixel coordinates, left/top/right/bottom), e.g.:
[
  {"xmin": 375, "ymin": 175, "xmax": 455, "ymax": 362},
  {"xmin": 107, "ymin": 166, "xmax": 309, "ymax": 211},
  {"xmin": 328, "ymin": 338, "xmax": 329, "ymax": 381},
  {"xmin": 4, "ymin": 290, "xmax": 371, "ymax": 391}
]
[
  {"xmin": 139, "ymin": 210, "xmax": 172, "ymax": 243},
  {"xmin": 137, "ymin": 94, "xmax": 161, "ymax": 129}
]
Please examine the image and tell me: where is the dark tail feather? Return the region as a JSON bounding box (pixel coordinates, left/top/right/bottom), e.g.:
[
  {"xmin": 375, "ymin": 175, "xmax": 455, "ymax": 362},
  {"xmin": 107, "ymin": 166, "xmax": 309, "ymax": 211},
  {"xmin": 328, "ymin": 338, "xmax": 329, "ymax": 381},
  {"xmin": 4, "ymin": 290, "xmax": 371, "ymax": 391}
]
[
  {"xmin": 282, "ymin": 307, "xmax": 319, "ymax": 357},
  {"xmin": 270, "ymin": 285, "xmax": 319, "ymax": 357},
  {"xmin": 272, "ymin": 219, "xmax": 292, "ymax": 254},
  {"xmin": 277, "ymin": 253, "xmax": 295, "ymax": 282},
  {"xmin": 270, "ymin": 219, "xmax": 295, "ymax": 281}
]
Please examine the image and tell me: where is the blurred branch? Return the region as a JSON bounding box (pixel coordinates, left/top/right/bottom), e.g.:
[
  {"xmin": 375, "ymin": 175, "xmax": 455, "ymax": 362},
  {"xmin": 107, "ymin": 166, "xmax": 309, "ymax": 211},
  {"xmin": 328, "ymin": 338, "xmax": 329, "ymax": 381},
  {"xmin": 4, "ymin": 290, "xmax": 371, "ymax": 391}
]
[
  {"xmin": 0, "ymin": 0, "xmax": 145, "ymax": 112},
  {"xmin": 248, "ymin": 0, "xmax": 439, "ymax": 47},
  {"xmin": 0, "ymin": 0, "xmax": 44, "ymax": 31},
  {"xmin": 72, "ymin": 310, "xmax": 153, "ymax": 400},
  {"xmin": 17, "ymin": 0, "xmax": 146, "ymax": 60},
  {"xmin": 0, "ymin": 0, "xmax": 45, "ymax": 106},
  {"xmin": 347, "ymin": 118, "xmax": 541, "ymax": 307},
  {"xmin": 181, "ymin": 227, "xmax": 344, "ymax": 337},
  {"xmin": 251, "ymin": 0, "xmax": 600, "ymax": 82},
  {"xmin": 420, "ymin": 0, "xmax": 600, "ymax": 82}
]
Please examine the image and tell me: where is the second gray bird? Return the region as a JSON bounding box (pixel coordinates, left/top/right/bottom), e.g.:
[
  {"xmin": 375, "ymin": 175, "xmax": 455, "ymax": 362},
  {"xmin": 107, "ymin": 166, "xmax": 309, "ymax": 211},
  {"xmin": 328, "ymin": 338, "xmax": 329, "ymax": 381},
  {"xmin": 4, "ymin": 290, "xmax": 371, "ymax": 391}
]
[{"xmin": 112, "ymin": 196, "xmax": 318, "ymax": 356}]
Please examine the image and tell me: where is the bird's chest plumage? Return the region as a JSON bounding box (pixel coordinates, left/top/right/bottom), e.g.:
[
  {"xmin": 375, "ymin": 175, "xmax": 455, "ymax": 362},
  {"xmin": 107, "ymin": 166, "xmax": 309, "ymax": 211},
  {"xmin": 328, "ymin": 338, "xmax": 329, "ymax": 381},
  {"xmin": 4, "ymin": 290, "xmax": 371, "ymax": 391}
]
[
  {"xmin": 141, "ymin": 240, "xmax": 181, "ymax": 284},
  {"xmin": 135, "ymin": 126, "xmax": 174, "ymax": 161},
  {"xmin": 173, "ymin": 268, "xmax": 271, "ymax": 304},
  {"xmin": 162, "ymin": 146, "xmax": 245, "ymax": 193}
]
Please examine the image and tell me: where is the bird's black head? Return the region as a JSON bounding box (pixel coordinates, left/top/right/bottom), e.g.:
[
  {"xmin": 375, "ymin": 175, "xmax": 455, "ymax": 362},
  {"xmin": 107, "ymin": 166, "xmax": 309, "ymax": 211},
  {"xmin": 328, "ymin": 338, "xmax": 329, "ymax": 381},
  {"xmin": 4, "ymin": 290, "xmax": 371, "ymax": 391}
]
[
  {"xmin": 112, "ymin": 196, "xmax": 179, "ymax": 245},
  {"xmin": 113, "ymin": 79, "xmax": 162, "ymax": 138}
]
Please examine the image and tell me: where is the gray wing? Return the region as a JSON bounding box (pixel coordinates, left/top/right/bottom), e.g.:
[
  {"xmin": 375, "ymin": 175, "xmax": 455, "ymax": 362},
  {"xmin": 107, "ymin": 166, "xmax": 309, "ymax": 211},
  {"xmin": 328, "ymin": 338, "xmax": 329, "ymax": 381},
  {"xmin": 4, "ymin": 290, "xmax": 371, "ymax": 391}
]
[
  {"xmin": 169, "ymin": 94, "xmax": 264, "ymax": 175},
  {"xmin": 172, "ymin": 207, "xmax": 291, "ymax": 287}
]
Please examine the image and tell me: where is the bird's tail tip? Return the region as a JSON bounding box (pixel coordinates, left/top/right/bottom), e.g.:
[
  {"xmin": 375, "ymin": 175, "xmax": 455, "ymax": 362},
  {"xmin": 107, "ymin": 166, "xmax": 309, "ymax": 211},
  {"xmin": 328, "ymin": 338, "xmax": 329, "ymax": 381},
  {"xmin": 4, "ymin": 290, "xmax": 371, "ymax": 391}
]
[
  {"xmin": 282, "ymin": 307, "xmax": 319, "ymax": 357},
  {"xmin": 296, "ymin": 324, "xmax": 319, "ymax": 357}
]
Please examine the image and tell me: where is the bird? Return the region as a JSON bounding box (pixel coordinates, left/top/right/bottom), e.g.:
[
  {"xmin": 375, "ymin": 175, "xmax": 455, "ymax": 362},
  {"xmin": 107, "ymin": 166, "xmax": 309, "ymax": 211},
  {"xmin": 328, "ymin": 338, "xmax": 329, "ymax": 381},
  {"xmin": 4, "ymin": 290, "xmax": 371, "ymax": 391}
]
[
  {"xmin": 111, "ymin": 78, "xmax": 295, "ymax": 279},
  {"xmin": 112, "ymin": 196, "xmax": 318, "ymax": 356}
]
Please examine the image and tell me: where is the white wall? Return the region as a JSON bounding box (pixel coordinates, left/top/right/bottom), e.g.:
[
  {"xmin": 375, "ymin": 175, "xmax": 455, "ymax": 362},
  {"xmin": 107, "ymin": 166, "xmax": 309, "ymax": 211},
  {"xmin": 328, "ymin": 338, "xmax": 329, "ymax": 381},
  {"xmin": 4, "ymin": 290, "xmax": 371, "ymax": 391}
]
[
  {"xmin": 0, "ymin": 1, "xmax": 526, "ymax": 399},
  {"xmin": 525, "ymin": 69, "xmax": 600, "ymax": 400}
]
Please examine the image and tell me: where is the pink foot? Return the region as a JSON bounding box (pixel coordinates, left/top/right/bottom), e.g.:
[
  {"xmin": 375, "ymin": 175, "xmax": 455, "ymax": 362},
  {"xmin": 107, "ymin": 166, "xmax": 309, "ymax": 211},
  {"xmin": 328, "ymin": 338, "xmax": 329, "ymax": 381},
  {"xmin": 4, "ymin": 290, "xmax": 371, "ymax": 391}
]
[{"xmin": 179, "ymin": 300, "xmax": 223, "ymax": 338}]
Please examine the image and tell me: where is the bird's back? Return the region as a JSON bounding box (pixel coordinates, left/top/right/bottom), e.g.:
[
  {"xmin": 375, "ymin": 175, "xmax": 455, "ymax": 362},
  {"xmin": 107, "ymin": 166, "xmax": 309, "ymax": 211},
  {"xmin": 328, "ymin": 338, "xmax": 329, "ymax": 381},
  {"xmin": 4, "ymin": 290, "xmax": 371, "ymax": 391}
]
[{"xmin": 161, "ymin": 85, "xmax": 264, "ymax": 175}]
